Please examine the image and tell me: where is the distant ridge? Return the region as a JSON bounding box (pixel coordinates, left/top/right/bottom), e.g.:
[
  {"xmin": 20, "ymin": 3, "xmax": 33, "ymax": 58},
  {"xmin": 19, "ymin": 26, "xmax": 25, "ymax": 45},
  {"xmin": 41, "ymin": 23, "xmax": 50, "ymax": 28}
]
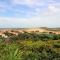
[
  {"xmin": 0, "ymin": 27, "xmax": 60, "ymax": 31},
  {"xmin": 40, "ymin": 27, "xmax": 60, "ymax": 31}
]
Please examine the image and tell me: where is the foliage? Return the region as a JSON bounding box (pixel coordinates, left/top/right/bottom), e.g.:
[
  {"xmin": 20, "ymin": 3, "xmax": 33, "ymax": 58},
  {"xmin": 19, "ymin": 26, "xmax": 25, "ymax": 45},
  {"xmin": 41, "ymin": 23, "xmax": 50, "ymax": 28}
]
[
  {"xmin": 11, "ymin": 32, "xmax": 60, "ymax": 41},
  {"xmin": 0, "ymin": 32, "xmax": 60, "ymax": 60},
  {"xmin": 0, "ymin": 40, "xmax": 60, "ymax": 60},
  {"xmin": 4, "ymin": 31, "xmax": 14, "ymax": 36}
]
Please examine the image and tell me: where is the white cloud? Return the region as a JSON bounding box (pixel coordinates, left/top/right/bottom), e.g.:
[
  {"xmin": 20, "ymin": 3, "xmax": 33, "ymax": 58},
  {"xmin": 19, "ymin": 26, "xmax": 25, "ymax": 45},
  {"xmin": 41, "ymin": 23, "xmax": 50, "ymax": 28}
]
[
  {"xmin": 48, "ymin": 5, "xmax": 60, "ymax": 12},
  {"xmin": 43, "ymin": 5, "xmax": 60, "ymax": 15},
  {"xmin": 12, "ymin": 0, "xmax": 44, "ymax": 7},
  {"xmin": 12, "ymin": 0, "xmax": 60, "ymax": 16},
  {"xmin": 0, "ymin": 0, "xmax": 60, "ymax": 28},
  {"xmin": 0, "ymin": 13, "xmax": 60, "ymax": 28}
]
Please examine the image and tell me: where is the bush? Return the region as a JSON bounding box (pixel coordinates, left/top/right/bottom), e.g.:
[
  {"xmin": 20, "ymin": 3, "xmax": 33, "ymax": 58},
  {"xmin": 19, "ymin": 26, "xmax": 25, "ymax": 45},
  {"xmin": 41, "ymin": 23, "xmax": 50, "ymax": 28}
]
[{"xmin": 53, "ymin": 43, "xmax": 60, "ymax": 48}]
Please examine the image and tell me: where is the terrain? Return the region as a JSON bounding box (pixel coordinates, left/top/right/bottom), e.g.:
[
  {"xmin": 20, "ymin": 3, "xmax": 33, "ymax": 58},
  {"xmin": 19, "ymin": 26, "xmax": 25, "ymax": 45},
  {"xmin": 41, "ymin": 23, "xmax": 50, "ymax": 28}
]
[
  {"xmin": 0, "ymin": 27, "xmax": 60, "ymax": 60},
  {"xmin": 0, "ymin": 27, "xmax": 60, "ymax": 36}
]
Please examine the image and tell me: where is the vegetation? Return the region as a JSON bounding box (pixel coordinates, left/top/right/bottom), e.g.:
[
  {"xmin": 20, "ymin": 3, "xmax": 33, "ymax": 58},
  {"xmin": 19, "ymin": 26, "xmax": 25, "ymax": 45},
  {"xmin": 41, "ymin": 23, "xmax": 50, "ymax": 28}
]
[
  {"xmin": 0, "ymin": 32, "xmax": 60, "ymax": 60},
  {"xmin": 9, "ymin": 32, "xmax": 60, "ymax": 41}
]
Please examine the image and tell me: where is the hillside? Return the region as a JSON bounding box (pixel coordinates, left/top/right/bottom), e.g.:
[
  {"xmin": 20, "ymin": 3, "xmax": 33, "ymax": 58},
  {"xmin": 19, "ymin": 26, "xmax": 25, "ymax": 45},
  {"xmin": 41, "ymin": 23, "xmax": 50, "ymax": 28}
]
[{"xmin": 0, "ymin": 27, "xmax": 60, "ymax": 35}]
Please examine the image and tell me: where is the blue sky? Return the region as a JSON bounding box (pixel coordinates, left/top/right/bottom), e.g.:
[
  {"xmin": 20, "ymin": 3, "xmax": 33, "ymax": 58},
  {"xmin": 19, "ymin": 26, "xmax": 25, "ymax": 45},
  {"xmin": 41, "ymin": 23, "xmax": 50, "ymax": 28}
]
[{"xmin": 0, "ymin": 0, "xmax": 60, "ymax": 28}]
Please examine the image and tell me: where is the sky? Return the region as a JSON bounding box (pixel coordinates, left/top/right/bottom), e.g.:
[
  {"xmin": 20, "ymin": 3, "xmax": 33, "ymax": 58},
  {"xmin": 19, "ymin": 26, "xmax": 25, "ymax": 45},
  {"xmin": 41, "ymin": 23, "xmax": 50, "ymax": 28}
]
[{"xmin": 0, "ymin": 0, "xmax": 60, "ymax": 28}]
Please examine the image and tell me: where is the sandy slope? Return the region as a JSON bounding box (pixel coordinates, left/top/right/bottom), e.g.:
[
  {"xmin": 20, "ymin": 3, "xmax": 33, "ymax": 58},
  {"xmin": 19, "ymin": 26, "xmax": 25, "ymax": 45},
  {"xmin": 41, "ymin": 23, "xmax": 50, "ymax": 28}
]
[{"xmin": 0, "ymin": 28, "xmax": 60, "ymax": 36}]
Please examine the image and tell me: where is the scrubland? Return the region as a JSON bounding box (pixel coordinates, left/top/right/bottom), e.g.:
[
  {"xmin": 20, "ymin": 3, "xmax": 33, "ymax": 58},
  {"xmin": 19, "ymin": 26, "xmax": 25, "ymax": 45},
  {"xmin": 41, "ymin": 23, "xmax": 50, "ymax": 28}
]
[{"xmin": 0, "ymin": 31, "xmax": 60, "ymax": 60}]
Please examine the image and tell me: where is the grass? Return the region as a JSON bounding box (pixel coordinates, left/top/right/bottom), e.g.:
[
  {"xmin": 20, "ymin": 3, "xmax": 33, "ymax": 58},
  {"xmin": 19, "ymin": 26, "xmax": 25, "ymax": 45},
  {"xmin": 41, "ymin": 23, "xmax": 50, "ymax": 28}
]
[
  {"xmin": 0, "ymin": 39, "xmax": 60, "ymax": 60},
  {"xmin": 0, "ymin": 29, "xmax": 60, "ymax": 60}
]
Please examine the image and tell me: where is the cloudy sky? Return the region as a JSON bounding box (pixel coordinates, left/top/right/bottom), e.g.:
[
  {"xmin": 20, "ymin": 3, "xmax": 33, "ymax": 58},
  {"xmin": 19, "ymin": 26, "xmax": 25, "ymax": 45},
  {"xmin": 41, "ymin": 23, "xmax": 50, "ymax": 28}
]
[{"xmin": 0, "ymin": 0, "xmax": 60, "ymax": 28}]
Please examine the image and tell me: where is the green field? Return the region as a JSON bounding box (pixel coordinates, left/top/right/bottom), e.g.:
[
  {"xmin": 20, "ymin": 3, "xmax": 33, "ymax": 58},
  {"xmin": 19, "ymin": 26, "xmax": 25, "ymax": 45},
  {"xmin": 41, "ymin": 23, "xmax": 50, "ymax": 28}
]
[{"xmin": 0, "ymin": 32, "xmax": 60, "ymax": 60}]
